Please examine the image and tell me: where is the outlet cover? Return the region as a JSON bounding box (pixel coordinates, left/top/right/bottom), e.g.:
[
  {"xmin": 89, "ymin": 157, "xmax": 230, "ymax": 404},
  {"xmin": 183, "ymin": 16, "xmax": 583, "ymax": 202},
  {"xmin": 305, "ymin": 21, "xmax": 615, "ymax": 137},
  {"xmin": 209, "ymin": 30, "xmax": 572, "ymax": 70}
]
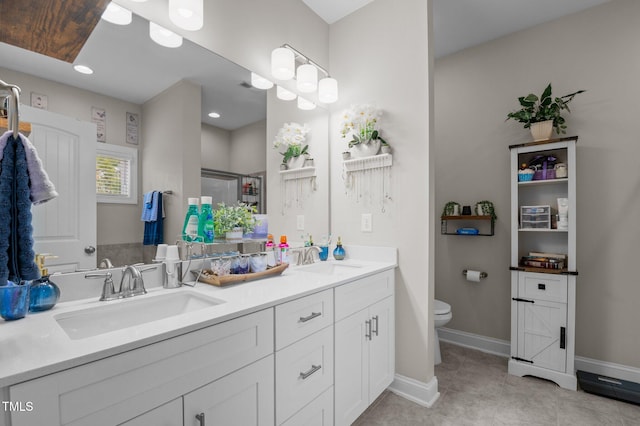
[
  {"xmin": 361, "ymin": 213, "xmax": 372, "ymax": 232},
  {"xmin": 296, "ymin": 215, "xmax": 305, "ymax": 230}
]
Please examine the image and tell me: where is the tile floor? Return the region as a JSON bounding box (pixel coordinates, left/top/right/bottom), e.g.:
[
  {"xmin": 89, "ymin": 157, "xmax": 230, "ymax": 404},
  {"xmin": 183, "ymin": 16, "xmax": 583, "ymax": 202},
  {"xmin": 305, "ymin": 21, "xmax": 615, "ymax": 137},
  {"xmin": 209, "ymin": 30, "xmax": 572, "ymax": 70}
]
[{"xmin": 354, "ymin": 341, "xmax": 640, "ymax": 425}]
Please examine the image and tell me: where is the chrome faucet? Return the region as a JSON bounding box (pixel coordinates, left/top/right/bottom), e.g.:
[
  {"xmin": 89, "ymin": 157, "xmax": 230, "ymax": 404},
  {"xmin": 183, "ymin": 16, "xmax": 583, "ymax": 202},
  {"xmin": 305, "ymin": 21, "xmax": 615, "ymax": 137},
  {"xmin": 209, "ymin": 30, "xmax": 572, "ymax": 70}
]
[
  {"xmin": 99, "ymin": 258, "xmax": 114, "ymax": 269},
  {"xmin": 302, "ymin": 246, "xmax": 321, "ymax": 264},
  {"xmin": 119, "ymin": 265, "xmax": 145, "ymax": 298}
]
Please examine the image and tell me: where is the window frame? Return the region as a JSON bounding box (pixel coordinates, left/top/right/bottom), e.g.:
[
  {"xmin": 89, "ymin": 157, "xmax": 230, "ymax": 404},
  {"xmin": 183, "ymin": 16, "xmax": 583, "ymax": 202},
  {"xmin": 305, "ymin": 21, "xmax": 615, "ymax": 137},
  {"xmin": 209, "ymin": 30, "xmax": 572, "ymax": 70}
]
[{"xmin": 96, "ymin": 142, "xmax": 138, "ymax": 204}]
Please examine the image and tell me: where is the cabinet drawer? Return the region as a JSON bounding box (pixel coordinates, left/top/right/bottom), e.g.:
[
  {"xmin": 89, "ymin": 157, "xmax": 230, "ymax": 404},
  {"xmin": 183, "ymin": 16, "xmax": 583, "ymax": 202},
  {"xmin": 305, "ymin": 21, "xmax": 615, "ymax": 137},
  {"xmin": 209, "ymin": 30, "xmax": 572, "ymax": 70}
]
[
  {"xmin": 276, "ymin": 326, "xmax": 333, "ymax": 424},
  {"xmin": 280, "ymin": 386, "xmax": 333, "ymax": 426},
  {"xmin": 276, "ymin": 289, "xmax": 333, "ymax": 350},
  {"xmin": 10, "ymin": 308, "xmax": 274, "ymax": 426},
  {"xmin": 518, "ymin": 272, "xmax": 567, "ymax": 303},
  {"xmin": 335, "ymin": 269, "xmax": 394, "ymax": 322}
]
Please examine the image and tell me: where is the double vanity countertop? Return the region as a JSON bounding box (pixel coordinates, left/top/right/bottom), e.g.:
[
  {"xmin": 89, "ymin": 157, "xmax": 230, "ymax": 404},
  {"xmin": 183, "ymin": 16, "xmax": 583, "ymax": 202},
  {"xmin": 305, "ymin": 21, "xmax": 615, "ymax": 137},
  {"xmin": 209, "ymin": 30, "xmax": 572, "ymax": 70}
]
[{"xmin": 0, "ymin": 246, "xmax": 397, "ymax": 388}]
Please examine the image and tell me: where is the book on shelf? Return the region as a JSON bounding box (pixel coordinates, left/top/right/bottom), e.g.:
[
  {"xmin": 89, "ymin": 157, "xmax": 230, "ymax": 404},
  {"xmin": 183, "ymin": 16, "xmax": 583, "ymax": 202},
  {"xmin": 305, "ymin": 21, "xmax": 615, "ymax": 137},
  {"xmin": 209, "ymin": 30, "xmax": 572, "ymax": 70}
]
[{"xmin": 528, "ymin": 252, "xmax": 566, "ymax": 260}]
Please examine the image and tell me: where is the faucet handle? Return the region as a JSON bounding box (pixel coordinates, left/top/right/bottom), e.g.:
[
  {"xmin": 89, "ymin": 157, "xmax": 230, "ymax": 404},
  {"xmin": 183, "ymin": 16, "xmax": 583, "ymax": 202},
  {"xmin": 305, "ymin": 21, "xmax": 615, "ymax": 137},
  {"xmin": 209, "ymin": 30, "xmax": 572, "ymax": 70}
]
[
  {"xmin": 85, "ymin": 272, "xmax": 117, "ymax": 301},
  {"xmin": 130, "ymin": 264, "xmax": 158, "ymax": 296}
]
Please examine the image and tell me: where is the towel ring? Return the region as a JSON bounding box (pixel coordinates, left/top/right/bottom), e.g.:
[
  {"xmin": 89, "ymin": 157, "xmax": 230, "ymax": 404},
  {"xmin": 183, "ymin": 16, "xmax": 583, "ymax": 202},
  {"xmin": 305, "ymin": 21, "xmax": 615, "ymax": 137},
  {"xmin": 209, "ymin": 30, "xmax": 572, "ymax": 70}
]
[{"xmin": 0, "ymin": 80, "xmax": 21, "ymax": 138}]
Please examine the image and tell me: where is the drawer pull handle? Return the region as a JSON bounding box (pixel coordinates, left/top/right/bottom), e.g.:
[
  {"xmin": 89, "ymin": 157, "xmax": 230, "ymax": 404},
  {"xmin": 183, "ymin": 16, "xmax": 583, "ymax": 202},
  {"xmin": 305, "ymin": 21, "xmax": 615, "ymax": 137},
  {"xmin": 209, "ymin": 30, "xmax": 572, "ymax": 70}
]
[
  {"xmin": 560, "ymin": 326, "xmax": 566, "ymax": 349},
  {"xmin": 538, "ymin": 283, "xmax": 546, "ymax": 290},
  {"xmin": 372, "ymin": 315, "xmax": 379, "ymax": 337},
  {"xmin": 195, "ymin": 412, "xmax": 205, "ymax": 426},
  {"xmin": 299, "ymin": 311, "xmax": 322, "ymax": 323},
  {"xmin": 299, "ymin": 364, "xmax": 322, "ymax": 380},
  {"xmin": 365, "ymin": 319, "xmax": 372, "ymax": 340}
]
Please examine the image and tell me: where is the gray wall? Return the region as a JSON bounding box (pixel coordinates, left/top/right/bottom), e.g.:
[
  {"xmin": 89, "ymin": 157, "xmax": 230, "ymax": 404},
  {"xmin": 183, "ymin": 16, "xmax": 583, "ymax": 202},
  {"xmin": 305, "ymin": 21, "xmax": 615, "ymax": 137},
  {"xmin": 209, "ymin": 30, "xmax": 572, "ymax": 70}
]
[{"xmin": 435, "ymin": 0, "xmax": 640, "ymax": 368}]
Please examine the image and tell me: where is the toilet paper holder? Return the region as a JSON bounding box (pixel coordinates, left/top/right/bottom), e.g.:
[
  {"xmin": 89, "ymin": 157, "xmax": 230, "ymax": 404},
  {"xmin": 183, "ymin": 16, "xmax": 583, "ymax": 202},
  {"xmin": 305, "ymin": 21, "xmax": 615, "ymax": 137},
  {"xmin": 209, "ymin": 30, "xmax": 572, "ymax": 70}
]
[{"xmin": 462, "ymin": 269, "xmax": 488, "ymax": 279}]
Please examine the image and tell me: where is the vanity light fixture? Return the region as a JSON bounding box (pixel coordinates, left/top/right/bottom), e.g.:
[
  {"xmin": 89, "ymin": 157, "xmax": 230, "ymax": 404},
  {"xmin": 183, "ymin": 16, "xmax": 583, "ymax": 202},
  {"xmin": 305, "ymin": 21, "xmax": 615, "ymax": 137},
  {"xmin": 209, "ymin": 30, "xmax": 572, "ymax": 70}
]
[
  {"xmin": 271, "ymin": 44, "xmax": 338, "ymax": 103},
  {"xmin": 169, "ymin": 0, "xmax": 204, "ymax": 31},
  {"xmin": 297, "ymin": 96, "xmax": 316, "ymax": 111},
  {"xmin": 276, "ymin": 86, "xmax": 297, "ymax": 101},
  {"xmin": 73, "ymin": 64, "xmax": 94, "ymax": 75},
  {"xmin": 271, "ymin": 47, "xmax": 295, "ymax": 80},
  {"xmin": 101, "ymin": 3, "xmax": 132, "ymax": 25},
  {"xmin": 149, "ymin": 22, "xmax": 183, "ymax": 48},
  {"xmin": 208, "ymin": 112, "xmax": 221, "ymax": 118},
  {"xmin": 251, "ymin": 72, "xmax": 274, "ymax": 90}
]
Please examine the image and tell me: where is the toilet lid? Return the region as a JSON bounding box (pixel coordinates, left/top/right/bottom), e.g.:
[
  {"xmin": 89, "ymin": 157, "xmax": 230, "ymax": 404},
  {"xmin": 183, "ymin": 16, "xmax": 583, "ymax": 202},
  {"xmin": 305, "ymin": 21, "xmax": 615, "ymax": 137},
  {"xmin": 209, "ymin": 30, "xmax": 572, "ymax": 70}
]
[{"xmin": 434, "ymin": 299, "xmax": 451, "ymax": 315}]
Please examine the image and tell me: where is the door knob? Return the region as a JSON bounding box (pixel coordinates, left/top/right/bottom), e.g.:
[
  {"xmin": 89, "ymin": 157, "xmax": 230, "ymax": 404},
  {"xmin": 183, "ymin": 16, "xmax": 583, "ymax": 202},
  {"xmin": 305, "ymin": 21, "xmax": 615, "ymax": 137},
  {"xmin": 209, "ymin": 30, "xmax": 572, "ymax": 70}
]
[{"xmin": 84, "ymin": 246, "xmax": 96, "ymax": 254}]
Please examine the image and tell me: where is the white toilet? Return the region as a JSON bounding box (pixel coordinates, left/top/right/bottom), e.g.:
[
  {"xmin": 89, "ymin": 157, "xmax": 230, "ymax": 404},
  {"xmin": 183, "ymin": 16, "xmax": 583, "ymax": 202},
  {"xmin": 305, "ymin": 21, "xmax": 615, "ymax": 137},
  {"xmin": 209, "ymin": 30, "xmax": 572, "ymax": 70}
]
[{"xmin": 434, "ymin": 299, "xmax": 452, "ymax": 365}]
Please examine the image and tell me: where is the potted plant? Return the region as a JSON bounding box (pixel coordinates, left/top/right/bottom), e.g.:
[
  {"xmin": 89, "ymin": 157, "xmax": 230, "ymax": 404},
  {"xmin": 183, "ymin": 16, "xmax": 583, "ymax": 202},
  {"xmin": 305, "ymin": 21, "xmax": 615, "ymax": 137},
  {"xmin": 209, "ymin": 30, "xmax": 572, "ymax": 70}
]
[
  {"xmin": 442, "ymin": 201, "xmax": 461, "ymax": 217},
  {"xmin": 474, "ymin": 200, "xmax": 497, "ymax": 222},
  {"xmin": 273, "ymin": 122, "xmax": 310, "ymax": 169},
  {"xmin": 506, "ymin": 83, "xmax": 585, "ymax": 141},
  {"xmin": 340, "ymin": 104, "xmax": 388, "ymax": 158},
  {"xmin": 213, "ymin": 202, "xmax": 258, "ymax": 240}
]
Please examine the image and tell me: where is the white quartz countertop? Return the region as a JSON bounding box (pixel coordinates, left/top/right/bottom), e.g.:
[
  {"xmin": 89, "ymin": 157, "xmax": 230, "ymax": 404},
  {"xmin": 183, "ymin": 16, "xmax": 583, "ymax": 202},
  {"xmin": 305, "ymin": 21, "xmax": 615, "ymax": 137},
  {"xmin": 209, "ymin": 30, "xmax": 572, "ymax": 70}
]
[{"xmin": 0, "ymin": 248, "xmax": 396, "ymax": 388}]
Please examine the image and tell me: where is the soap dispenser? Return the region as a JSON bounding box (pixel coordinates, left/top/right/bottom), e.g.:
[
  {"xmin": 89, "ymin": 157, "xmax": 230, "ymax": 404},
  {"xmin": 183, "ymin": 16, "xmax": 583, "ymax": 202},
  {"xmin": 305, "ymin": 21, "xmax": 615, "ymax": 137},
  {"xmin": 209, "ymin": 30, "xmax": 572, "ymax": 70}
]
[
  {"xmin": 333, "ymin": 237, "xmax": 346, "ymax": 260},
  {"xmin": 29, "ymin": 254, "xmax": 61, "ymax": 312}
]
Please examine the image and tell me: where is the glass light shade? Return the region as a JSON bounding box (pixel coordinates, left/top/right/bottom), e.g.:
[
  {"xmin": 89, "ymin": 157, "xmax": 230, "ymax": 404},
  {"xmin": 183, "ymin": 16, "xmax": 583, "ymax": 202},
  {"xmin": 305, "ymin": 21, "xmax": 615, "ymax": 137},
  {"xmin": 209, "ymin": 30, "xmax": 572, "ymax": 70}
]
[
  {"xmin": 149, "ymin": 22, "xmax": 183, "ymax": 48},
  {"xmin": 318, "ymin": 77, "xmax": 338, "ymax": 103},
  {"xmin": 276, "ymin": 86, "xmax": 296, "ymax": 101},
  {"xmin": 271, "ymin": 48, "xmax": 295, "ymax": 80},
  {"xmin": 297, "ymin": 97, "xmax": 316, "ymax": 110},
  {"xmin": 169, "ymin": 0, "xmax": 203, "ymax": 31},
  {"xmin": 251, "ymin": 72, "xmax": 274, "ymax": 90},
  {"xmin": 296, "ymin": 64, "xmax": 318, "ymax": 93},
  {"xmin": 101, "ymin": 3, "xmax": 132, "ymax": 25}
]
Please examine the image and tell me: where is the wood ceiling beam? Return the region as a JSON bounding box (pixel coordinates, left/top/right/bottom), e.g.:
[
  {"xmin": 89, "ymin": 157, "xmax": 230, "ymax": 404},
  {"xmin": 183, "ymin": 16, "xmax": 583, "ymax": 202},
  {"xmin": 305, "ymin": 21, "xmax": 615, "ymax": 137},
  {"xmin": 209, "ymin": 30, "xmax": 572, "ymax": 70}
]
[{"xmin": 0, "ymin": 0, "xmax": 110, "ymax": 63}]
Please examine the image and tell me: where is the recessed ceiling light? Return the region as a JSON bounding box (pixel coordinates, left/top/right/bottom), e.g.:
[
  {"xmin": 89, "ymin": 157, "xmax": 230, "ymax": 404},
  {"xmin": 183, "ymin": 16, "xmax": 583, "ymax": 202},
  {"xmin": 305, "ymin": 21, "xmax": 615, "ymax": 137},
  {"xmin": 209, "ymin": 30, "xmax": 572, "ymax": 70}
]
[
  {"xmin": 149, "ymin": 22, "xmax": 183, "ymax": 48},
  {"xmin": 73, "ymin": 64, "xmax": 94, "ymax": 75},
  {"xmin": 208, "ymin": 112, "xmax": 221, "ymax": 118},
  {"xmin": 101, "ymin": 3, "xmax": 132, "ymax": 25},
  {"xmin": 251, "ymin": 72, "xmax": 273, "ymax": 90}
]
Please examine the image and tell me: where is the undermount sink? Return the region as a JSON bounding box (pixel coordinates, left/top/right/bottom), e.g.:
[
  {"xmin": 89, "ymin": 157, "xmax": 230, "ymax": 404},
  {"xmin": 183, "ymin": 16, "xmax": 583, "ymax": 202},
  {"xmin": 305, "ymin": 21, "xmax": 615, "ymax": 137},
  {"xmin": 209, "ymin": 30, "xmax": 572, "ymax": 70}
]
[
  {"xmin": 296, "ymin": 262, "xmax": 363, "ymax": 276},
  {"xmin": 55, "ymin": 292, "xmax": 224, "ymax": 340}
]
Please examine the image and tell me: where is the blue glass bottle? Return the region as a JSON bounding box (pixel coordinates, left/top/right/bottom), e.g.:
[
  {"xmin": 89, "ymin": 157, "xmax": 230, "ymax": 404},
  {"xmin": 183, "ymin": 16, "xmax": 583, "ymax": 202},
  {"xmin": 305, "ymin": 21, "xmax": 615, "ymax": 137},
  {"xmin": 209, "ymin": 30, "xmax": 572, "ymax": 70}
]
[
  {"xmin": 29, "ymin": 254, "xmax": 60, "ymax": 312},
  {"xmin": 333, "ymin": 236, "xmax": 346, "ymax": 260}
]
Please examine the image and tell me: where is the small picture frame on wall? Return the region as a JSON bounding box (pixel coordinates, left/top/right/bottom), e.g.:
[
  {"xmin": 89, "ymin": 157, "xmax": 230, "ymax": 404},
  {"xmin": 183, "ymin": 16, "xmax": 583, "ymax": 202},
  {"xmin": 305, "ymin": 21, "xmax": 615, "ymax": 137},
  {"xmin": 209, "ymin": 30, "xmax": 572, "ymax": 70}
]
[
  {"xmin": 126, "ymin": 112, "xmax": 139, "ymax": 145},
  {"xmin": 91, "ymin": 106, "xmax": 106, "ymax": 142}
]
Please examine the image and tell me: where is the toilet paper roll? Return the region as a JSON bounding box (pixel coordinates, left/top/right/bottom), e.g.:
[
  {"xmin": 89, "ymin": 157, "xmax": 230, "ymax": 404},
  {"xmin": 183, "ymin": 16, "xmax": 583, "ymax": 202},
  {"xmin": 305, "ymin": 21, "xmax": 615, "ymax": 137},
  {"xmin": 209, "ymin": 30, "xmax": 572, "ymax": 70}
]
[{"xmin": 466, "ymin": 270, "xmax": 482, "ymax": 282}]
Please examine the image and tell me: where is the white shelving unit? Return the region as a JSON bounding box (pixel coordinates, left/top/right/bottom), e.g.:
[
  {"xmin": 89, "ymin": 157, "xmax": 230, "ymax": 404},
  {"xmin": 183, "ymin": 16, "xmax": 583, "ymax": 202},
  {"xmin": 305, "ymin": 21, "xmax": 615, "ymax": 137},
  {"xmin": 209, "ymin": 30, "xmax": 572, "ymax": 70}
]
[
  {"xmin": 342, "ymin": 154, "xmax": 393, "ymax": 212},
  {"xmin": 508, "ymin": 136, "xmax": 578, "ymax": 390}
]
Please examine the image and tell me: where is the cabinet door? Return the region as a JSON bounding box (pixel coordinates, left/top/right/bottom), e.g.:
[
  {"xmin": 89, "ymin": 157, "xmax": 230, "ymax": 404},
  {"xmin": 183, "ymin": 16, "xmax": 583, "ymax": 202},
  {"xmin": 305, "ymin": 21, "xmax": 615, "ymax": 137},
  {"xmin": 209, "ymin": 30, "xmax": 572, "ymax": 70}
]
[
  {"xmin": 118, "ymin": 398, "xmax": 182, "ymax": 426},
  {"xmin": 334, "ymin": 309, "xmax": 370, "ymax": 426},
  {"xmin": 183, "ymin": 355, "xmax": 274, "ymax": 426},
  {"xmin": 368, "ymin": 296, "xmax": 395, "ymax": 401},
  {"xmin": 517, "ymin": 299, "xmax": 567, "ymax": 372}
]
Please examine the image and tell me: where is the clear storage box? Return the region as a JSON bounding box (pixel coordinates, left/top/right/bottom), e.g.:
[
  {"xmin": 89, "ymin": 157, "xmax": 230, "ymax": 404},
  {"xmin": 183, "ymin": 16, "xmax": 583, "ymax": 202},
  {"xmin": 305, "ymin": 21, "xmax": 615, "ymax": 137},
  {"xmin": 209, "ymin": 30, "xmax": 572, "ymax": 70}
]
[{"xmin": 520, "ymin": 205, "xmax": 551, "ymax": 229}]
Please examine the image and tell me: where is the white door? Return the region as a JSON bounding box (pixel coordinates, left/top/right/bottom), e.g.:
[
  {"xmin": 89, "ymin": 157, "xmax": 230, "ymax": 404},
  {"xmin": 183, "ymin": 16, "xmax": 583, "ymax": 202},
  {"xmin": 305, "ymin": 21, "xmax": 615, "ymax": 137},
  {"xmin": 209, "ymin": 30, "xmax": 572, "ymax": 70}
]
[
  {"xmin": 517, "ymin": 299, "xmax": 567, "ymax": 372},
  {"xmin": 183, "ymin": 355, "xmax": 274, "ymax": 426},
  {"xmin": 20, "ymin": 106, "xmax": 97, "ymax": 271},
  {"xmin": 334, "ymin": 309, "xmax": 370, "ymax": 426},
  {"xmin": 368, "ymin": 296, "xmax": 395, "ymax": 401}
]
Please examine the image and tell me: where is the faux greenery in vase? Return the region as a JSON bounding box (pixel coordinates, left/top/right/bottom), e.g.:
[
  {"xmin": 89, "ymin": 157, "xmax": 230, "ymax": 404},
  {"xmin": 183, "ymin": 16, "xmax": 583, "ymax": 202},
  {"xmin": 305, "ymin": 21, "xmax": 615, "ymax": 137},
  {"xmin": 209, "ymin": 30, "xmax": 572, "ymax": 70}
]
[
  {"xmin": 213, "ymin": 202, "xmax": 258, "ymax": 238},
  {"xmin": 340, "ymin": 104, "xmax": 389, "ymax": 157},
  {"xmin": 506, "ymin": 83, "xmax": 585, "ymax": 139},
  {"xmin": 273, "ymin": 122, "xmax": 310, "ymax": 169}
]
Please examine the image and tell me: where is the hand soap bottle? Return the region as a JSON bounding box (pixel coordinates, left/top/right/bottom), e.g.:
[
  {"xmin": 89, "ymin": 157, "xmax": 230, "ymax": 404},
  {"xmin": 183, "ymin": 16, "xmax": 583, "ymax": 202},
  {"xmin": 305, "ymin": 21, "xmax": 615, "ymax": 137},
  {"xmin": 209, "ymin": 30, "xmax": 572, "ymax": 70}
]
[
  {"xmin": 333, "ymin": 237, "xmax": 346, "ymax": 260},
  {"xmin": 29, "ymin": 254, "xmax": 61, "ymax": 312}
]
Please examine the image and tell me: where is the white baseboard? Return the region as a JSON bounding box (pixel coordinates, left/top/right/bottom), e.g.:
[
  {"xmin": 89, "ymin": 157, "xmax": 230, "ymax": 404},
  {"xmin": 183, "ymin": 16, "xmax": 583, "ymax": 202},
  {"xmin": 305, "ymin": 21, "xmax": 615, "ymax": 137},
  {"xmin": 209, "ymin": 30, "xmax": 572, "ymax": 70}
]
[
  {"xmin": 438, "ymin": 327, "xmax": 640, "ymax": 384},
  {"xmin": 388, "ymin": 374, "xmax": 440, "ymax": 408}
]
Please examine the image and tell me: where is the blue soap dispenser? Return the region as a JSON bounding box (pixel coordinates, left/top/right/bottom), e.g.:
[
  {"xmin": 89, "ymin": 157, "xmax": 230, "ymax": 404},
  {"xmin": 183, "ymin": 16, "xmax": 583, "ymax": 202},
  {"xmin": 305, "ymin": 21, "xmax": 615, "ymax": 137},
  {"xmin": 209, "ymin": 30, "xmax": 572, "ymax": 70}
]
[
  {"xmin": 29, "ymin": 254, "xmax": 61, "ymax": 312},
  {"xmin": 333, "ymin": 236, "xmax": 346, "ymax": 260}
]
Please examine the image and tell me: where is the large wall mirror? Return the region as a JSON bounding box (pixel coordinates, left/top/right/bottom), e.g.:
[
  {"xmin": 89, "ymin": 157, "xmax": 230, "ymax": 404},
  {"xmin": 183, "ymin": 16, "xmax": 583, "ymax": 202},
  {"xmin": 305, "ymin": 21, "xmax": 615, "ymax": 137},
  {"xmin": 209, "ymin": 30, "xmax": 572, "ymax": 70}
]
[{"xmin": 0, "ymin": 8, "xmax": 329, "ymax": 270}]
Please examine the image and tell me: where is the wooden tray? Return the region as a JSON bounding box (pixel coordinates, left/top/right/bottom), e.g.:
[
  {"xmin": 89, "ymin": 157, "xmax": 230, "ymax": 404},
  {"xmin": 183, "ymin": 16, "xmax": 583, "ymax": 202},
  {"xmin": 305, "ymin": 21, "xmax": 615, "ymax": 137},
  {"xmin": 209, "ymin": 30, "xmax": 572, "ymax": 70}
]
[{"xmin": 193, "ymin": 263, "xmax": 289, "ymax": 287}]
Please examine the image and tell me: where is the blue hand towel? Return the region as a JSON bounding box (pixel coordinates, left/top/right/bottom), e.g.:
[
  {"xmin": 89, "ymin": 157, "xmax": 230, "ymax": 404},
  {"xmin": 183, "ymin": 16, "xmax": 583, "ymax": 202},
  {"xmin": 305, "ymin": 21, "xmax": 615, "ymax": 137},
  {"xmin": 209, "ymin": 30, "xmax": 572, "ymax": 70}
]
[
  {"xmin": 143, "ymin": 192, "xmax": 164, "ymax": 245},
  {"xmin": 141, "ymin": 191, "xmax": 159, "ymax": 222}
]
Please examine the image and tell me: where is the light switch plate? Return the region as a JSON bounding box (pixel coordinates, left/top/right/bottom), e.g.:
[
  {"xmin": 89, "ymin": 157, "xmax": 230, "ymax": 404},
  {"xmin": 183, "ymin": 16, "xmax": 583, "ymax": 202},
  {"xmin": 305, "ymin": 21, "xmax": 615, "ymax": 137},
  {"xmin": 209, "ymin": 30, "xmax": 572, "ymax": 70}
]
[
  {"xmin": 361, "ymin": 213, "xmax": 372, "ymax": 232},
  {"xmin": 296, "ymin": 215, "xmax": 305, "ymax": 230}
]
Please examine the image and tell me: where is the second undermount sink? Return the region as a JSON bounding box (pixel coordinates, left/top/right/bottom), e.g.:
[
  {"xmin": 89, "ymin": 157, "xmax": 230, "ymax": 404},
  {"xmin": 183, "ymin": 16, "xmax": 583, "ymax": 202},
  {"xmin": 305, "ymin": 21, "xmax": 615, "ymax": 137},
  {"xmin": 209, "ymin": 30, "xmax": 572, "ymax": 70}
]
[
  {"xmin": 296, "ymin": 262, "xmax": 363, "ymax": 276},
  {"xmin": 55, "ymin": 292, "xmax": 224, "ymax": 340}
]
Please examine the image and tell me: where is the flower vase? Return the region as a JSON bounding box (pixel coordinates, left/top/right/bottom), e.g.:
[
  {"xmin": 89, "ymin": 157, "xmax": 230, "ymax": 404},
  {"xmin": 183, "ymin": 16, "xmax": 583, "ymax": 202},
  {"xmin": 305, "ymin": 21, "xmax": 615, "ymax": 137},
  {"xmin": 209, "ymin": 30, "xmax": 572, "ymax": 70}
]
[
  {"xmin": 225, "ymin": 227, "xmax": 243, "ymax": 241},
  {"xmin": 286, "ymin": 155, "xmax": 306, "ymax": 170},
  {"xmin": 530, "ymin": 120, "xmax": 553, "ymax": 141},
  {"xmin": 351, "ymin": 139, "xmax": 381, "ymax": 158}
]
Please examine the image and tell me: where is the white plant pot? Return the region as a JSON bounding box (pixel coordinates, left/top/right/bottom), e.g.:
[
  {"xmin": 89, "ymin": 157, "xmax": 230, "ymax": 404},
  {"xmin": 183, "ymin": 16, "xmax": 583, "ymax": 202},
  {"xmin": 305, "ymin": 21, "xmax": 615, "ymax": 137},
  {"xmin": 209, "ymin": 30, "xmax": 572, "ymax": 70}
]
[
  {"xmin": 286, "ymin": 155, "xmax": 306, "ymax": 169},
  {"xmin": 225, "ymin": 228, "xmax": 243, "ymax": 240},
  {"xmin": 351, "ymin": 139, "xmax": 381, "ymax": 158},
  {"xmin": 530, "ymin": 120, "xmax": 554, "ymax": 141}
]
